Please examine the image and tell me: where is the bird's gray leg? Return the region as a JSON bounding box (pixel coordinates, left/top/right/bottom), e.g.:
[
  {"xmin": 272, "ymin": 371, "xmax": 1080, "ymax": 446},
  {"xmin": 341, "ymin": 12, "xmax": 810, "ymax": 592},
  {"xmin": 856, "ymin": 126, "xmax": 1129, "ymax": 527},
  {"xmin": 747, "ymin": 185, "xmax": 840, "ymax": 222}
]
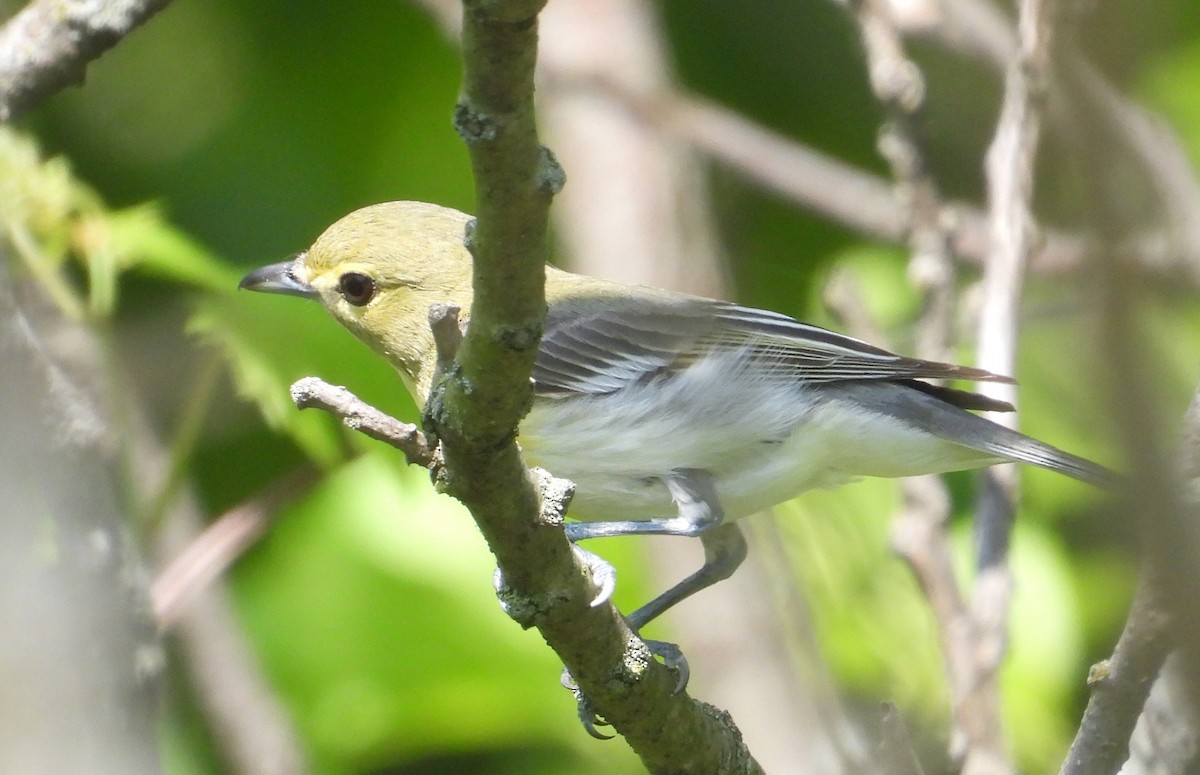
[
  {"xmin": 563, "ymin": 467, "xmax": 725, "ymax": 541},
  {"xmin": 625, "ymin": 521, "xmax": 747, "ymax": 630},
  {"xmin": 562, "ymin": 467, "xmax": 727, "ymax": 611},
  {"xmin": 560, "ymin": 469, "xmax": 743, "ymax": 732},
  {"xmin": 565, "ymin": 468, "xmax": 737, "ymax": 629}
]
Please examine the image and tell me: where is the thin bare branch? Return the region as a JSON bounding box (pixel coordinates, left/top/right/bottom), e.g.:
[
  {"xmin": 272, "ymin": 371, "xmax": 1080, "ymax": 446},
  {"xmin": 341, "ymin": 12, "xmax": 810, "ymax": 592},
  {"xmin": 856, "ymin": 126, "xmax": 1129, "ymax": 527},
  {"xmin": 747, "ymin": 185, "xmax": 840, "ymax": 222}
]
[
  {"xmin": 906, "ymin": 0, "xmax": 1200, "ymax": 286},
  {"xmin": 962, "ymin": 0, "xmax": 1057, "ymax": 770},
  {"xmin": 577, "ymin": 75, "xmax": 1100, "ymax": 276},
  {"xmin": 968, "ymin": 6, "xmax": 1058, "ymax": 760},
  {"xmin": 977, "ymin": 0, "xmax": 1053, "ymax": 421},
  {"xmin": 1061, "ymin": 57, "xmax": 1200, "ymax": 284},
  {"xmin": 290, "ymin": 377, "xmax": 436, "ymax": 467},
  {"xmin": 889, "ymin": 472, "xmax": 982, "ymax": 762}
]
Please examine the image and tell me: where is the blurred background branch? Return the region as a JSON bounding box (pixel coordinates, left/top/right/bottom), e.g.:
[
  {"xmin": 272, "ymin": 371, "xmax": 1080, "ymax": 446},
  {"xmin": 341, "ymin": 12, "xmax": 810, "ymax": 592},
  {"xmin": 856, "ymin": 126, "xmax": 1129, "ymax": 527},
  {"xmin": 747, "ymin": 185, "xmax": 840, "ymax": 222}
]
[{"xmin": 0, "ymin": 0, "xmax": 174, "ymax": 122}]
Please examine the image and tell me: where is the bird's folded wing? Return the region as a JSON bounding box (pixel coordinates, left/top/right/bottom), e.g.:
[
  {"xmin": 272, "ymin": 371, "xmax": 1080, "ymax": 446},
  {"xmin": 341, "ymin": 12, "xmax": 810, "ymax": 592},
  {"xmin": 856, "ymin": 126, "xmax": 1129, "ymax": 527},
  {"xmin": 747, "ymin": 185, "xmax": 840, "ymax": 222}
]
[{"xmin": 532, "ymin": 297, "xmax": 1014, "ymax": 399}]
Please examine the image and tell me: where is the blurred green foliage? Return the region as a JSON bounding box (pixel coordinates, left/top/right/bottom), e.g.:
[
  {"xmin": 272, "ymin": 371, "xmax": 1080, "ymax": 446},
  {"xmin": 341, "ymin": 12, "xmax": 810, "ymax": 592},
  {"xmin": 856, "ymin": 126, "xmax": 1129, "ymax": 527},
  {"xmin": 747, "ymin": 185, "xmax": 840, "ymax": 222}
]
[{"xmin": 7, "ymin": 0, "xmax": 1200, "ymax": 772}]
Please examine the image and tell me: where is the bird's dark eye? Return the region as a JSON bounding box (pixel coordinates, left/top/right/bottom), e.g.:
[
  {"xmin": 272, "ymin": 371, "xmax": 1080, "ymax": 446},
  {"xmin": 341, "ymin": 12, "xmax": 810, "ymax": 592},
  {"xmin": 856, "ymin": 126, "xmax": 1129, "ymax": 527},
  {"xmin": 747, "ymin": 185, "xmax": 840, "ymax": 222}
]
[{"xmin": 338, "ymin": 272, "xmax": 376, "ymax": 306}]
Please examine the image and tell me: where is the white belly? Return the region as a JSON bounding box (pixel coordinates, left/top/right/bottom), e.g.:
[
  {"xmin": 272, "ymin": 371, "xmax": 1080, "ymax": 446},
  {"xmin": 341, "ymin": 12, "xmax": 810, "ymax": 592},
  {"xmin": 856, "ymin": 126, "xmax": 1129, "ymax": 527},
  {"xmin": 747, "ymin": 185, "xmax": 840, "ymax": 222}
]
[{"xmin": 519, "ymin": 359, "xmax": 997, "ymax": 522}]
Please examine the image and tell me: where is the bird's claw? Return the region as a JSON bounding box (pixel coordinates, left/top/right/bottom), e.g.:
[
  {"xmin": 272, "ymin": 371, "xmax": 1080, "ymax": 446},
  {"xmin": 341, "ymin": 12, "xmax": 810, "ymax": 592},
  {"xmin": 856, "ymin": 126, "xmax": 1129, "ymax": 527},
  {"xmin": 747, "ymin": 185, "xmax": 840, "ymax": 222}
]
[
  {"xmin": 504, "ymin": 538, "xmax": 686, "ymax": 735},
  {"xmin": 560, "ymin": 637, "xmax": 690, "ymax": 738},
  {"xmin": 644, "ymin": 639, "xmax": 690, "ymax": 694},
  {"xmin": 571, "ymin": 544, "xmax": 616, "ymax": 608},
  {"xmin": 561, "ymin": 669, "xmax": 614, "ymax": 739},
  {"xmin": 493, "ymin": 544, "xmax": 615, "ymax": 618}
]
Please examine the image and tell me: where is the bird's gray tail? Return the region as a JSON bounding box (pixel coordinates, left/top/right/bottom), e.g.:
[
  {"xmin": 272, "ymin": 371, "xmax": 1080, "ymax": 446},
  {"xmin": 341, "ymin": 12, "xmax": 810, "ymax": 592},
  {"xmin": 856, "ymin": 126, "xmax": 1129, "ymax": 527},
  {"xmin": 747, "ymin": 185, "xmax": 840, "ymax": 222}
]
[
  {"xmin": 962, "ymin": 423, "xmax": 1114, "ymax": 488},
  {"xmin": 831, "ymin": 381, "xmax": 1115, "ymax": 488}
]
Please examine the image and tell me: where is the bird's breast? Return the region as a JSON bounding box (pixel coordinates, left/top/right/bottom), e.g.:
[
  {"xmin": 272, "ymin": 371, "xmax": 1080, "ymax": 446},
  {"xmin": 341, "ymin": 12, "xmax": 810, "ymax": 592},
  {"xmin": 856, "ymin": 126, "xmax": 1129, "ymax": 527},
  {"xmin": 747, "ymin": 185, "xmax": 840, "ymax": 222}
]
[{"xmin": 518, "ymin": 354, "xmax": 830, "ymax": 521}]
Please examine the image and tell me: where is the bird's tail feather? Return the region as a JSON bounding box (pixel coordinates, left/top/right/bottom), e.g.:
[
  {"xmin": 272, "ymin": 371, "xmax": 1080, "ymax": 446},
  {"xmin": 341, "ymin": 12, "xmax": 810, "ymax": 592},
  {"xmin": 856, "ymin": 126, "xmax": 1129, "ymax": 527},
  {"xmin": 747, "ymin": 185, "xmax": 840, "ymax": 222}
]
[
  {"xmin": 828, "ymin": 381, "xmax": 1115, "ymax": 488},
  {"xmin": 966, "ymin": 426, "xmax": 1115, "ymax": 488}
]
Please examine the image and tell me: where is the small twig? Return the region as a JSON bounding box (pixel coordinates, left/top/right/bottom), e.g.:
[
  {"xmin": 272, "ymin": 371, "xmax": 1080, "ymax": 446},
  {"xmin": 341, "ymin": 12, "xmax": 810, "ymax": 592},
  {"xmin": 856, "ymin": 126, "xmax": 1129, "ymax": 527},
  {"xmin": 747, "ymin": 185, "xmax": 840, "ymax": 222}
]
[
  {"xmin": 426, "ymin": 302, "xmax": 464, "ymax": 448},
  {"xmin": 887, "ymin": 480, "xmax": 960, "ymax": 646},
  {"xmin": 290, "ymin": 377, "xmax": 436, "ymax": 467},
  {"xmin": 890, "ymin": 472, "xmax": 1010, "ymax": 770},
  {"xmin": 0, "ymin": 0, "xmax": 175, "ymax": 122},
  {"xmin": 428, "ymin": 302, "xmax": 464, "ymax": 372}
]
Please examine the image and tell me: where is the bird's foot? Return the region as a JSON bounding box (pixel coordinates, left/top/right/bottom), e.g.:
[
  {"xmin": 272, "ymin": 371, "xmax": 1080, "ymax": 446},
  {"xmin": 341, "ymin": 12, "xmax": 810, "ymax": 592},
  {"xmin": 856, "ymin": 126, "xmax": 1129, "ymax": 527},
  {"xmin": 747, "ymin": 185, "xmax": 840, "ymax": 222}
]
[
  {"xmin": 561, "ymin": 637, "xmax": 690, "ymax": 738},
  {"xmin": 561, "ymin": 670, "xmax": 614, "ymax": 740},
  {"xmin": 642, "ymin": 638, "xmax": 690, "ymax": 694},
  {"xmin": 492, "ymin": 544, "xmax": 616, "ymax": 625},
  {"xmin": 492, "ymin": 547, "xmax": 614, "ymax": 623}
]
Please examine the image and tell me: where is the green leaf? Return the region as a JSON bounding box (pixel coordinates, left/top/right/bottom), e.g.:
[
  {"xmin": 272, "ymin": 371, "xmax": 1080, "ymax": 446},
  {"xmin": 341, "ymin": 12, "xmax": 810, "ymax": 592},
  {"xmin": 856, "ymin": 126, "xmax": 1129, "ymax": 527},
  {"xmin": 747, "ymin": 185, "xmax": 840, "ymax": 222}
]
[{"xmin": 106, "ymin": 203, "xmax": 240, "ymax": 292}]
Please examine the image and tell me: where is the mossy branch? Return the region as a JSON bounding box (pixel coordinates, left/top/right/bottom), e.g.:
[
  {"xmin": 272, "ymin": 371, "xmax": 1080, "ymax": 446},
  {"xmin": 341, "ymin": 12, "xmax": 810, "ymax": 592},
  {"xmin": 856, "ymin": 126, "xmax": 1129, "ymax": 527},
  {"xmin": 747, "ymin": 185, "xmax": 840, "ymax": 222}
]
[{"xmin": 411, "ymin": 1, "xmax": 765, "ymax": 771}]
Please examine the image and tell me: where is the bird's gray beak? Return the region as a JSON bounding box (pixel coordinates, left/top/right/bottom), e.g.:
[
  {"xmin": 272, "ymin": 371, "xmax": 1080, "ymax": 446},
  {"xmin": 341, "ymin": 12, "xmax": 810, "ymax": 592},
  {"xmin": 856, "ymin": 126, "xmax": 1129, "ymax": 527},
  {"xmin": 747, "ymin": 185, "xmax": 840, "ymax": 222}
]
[{"xmin": 239, "ymin": 255, "xmax": 318, "ymax": 300}]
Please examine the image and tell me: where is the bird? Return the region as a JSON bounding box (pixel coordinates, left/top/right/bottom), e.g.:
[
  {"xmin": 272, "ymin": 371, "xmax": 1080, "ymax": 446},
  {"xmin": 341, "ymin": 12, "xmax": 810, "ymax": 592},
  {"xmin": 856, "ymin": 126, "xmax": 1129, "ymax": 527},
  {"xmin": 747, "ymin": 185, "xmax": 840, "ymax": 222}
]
[{"xmin": 240, "ymin": 200, "xmax": 1110, "ymax": 700}]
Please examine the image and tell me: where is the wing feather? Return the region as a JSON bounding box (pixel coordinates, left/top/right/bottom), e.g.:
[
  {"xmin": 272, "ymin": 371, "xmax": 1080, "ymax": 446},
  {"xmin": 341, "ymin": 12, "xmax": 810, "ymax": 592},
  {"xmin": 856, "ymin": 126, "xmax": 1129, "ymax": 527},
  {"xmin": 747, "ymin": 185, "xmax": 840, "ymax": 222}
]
[{"xmin": 532, "ymin": 297, "xmax": 1013, "ymax": 400}]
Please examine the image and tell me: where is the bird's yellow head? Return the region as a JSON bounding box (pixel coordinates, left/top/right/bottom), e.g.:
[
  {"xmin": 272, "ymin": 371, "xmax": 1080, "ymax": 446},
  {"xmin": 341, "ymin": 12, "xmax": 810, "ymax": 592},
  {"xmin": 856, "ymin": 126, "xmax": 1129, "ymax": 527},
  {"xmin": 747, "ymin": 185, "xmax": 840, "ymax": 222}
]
[{"xmin": 240, "ymin": 201, "xmax": 476, "ymax": 400}]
